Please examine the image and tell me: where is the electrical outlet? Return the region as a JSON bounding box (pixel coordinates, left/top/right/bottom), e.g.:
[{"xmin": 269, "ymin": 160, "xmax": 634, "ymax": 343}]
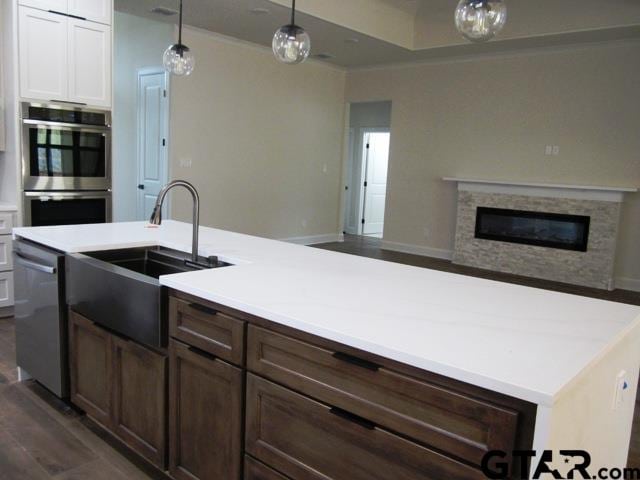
[
  {"xmin": 179, "ymin": 158, "xmax": 193, "ymax": 168},
  {"xmin": 545, "ymin": 145, "xmax": 553, "ymax": 156},
  {"xmin": 552, "ymin": 146, "xmax": 560, "ymax": 156}
]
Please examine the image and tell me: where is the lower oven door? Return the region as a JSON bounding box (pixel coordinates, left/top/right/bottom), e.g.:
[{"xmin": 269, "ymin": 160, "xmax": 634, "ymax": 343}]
[{"xmin": 23, "ymin": 191, "xmax": 112, "ymax": 227}]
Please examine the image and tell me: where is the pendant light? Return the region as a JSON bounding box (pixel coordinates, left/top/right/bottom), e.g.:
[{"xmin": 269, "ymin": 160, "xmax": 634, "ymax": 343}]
[
  {"xmin": 454, "ymin": 0, "xmax": 507, "ymax": 43},
  {"xmin": 163, "ymin": 0, "xmax": 195, "ymax": 76},
  {"xmin": 272, "ymin": 0, "xmax": 311, "ymax": 65}
]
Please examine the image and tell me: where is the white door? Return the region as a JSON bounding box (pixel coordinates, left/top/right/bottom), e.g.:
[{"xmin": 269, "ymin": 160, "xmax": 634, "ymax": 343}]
[
  {"xmin": 19, "ymin": 7, "xmax": 68, "ymax": 101},
  {"xmin": 68, "ymin": 0, "xmax": 112, "ymax": 25},
  {"xmin": 18, "ymin": 0, "xmax": 68, "ymax": 12},
  {"xmin": 136, "ymin": 69, "xmax": 169, "ymax": 221},
  {"xmin": 362, "ymin": 132, "xmax": 390, "ymax": 235},
  {"xmin": 67, "ymin": 19, "xmax": 111, "ymax": 107}
]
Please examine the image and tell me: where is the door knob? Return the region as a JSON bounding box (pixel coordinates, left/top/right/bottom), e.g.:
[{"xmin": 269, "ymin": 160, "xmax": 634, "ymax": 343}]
[{"xmin": 138, "ymin": 184, "xmax": 145, "ymax": 190}]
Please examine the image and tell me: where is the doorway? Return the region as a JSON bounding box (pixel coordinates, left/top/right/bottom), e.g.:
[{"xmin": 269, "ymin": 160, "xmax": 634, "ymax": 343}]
[
  {"xmin": 136, "ymin": 68, "xmax": 169, "ymax": 221},
  {"xmin": 360, "ymin": 130, "xmax": 390, "ymax": 237},
  {"xmin": 342, "ymin": 101, "xmax": 392, "ymax": 237}
]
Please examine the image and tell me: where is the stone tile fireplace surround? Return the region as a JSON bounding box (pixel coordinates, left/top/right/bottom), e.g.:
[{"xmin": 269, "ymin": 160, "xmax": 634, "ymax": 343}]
[{"xmin": 445, "ymin": 179, "xmax": 638, "ymax": 290}]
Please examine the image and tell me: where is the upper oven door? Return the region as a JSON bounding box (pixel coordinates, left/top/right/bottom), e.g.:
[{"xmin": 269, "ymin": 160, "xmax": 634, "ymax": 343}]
[{"xmin": 22, "ymin": 121, "xmax": 111, "ymax": 191}]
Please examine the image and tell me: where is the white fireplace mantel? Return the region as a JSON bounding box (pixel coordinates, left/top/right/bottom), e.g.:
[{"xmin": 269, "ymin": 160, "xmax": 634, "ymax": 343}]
[{"xmin": 443, "ymin": 178, "xmax": 638, "ymax": 203}]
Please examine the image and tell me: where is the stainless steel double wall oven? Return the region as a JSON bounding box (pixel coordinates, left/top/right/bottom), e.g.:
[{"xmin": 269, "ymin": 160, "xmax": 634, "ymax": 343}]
[{"xmin": 21, "ymin": 102, "xmax": 112, "ymax": 226}]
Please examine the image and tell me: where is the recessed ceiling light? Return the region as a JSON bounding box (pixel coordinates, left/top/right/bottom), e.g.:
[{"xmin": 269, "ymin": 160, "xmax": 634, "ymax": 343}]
[
  {"xmin": 249, "ymin": 7, "xmax": 270, "ymax": 15},
  {"xmin": 151, "ymin": 6, "xmax": 178, "ymax": 16},
  {"xmin": 345, "ymin": 38, "xmax": 360, "ymax": 44},
  {"xmin": 312, "ymin": 53, "xmax": 335, "ymax": 60}
]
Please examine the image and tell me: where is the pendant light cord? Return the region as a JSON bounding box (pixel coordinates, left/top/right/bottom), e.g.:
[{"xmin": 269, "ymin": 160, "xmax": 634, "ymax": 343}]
[
  {"xmin": 290, "ymin": 0, "xmax": 296, "ymax": 26},
  {"xmin": 178, "ymin": 0, "xmax": 183, "ymax": 46}
]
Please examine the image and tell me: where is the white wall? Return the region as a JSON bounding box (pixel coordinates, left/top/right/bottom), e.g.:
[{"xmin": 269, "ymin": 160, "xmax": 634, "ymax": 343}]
[
  {"xmin": 345, "ymin": 41, "xmax": 640, "ymax": 285},
  {"xmin": 113, "ymin": 12, "xmax": 173, "ymax": 221},
  {"xmin": 168, "ymin": 27, "xmax": 346, "ymax": 241},
  {"xmin": 344, "ymin": 101, "xmax": 391, "ymax": 233}
]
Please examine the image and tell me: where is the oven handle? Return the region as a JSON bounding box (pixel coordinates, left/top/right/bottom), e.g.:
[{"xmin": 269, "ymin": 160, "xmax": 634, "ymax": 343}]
[
  {"xmin": 15, "ymin": 253, "xmax": 57, "ymax": 274},
  {"xmin": 23, "ymin": 119, "xmax": 110, "ymax": 131}
]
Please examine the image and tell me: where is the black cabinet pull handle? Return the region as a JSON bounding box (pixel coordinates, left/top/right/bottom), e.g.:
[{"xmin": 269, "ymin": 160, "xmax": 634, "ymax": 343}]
[
  {"xmin": 188, "ymin": 303, "xmax": 218, "ymax": 316},
  {"xmin": 329, "ymin": 407, "xmax": 376, "ymax": 430},
  {"xmin": 332, "ymin": 352, "xmax": 381, "ymax": 372},
  {"xmin": 188, "ymin": 345, "xmax": 217, "ymax": 362},
  {"xmin": 48, "ymin": 9, "xmax": 86, "ymax": 20}
]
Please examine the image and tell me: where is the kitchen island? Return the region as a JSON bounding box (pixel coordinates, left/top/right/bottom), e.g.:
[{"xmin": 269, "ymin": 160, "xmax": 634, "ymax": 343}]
[{"xmin": 13, "ymin": 220, "xmax": 640, "ymax": 479}]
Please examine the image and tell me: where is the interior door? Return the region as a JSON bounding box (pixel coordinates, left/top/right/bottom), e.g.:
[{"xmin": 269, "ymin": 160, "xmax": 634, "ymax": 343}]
[
  {"xmin": 362, "ymin": 132, "xmax": 390, "ymax": 235},
  {"xmin": 136, "ymin": 69, "xmax": 169, "ymax": 221}
]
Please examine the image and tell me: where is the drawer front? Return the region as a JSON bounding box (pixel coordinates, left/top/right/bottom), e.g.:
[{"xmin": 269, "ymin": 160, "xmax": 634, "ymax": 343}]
[
  {"xmin": 169, "ymin": 296, "xmax": 245, "ymax": 365},
  {"xmin": 0, "ymin": 213, "xmax": 13, "ymax": 235},
  {"xmin": 0, "ymin": 236, "xmax": 13, "ymax": 272},
  {"xmin": 248, "ymin": 326, "xmax": 519, "ymax": 467},
  {"xmin": 0, "ymin": 272, "xmax": 15, "ymax": 308},
  {"xmin": 246, "ymin": 374, "xmax": 486, "ymax": 480},
  {"xmin": 244, "ymin": 456, "xmax": 290, "ymax": 480}
]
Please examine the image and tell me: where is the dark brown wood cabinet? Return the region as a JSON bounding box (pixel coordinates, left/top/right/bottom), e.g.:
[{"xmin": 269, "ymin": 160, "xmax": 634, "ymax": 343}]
[
  {"xmin": 68, "ymin": 309, "xmax": 168, "ymax": 469},
  {"xmin": 169, "ymin": 294, "xmax": 245, "ymax": 366},
  {"xmin": 69, "ymin": 310, "xmax": 113, "ymax": 427},
  {"xmin": 244, "ymin": 456, "xmax": 290, "ymax": 480},
  {"xmin": 169, "ymin": 339, "xmax": 243, "ymax": 480},
  {"xmin": 246, "ymin": 374, "xmax": 487, "ymax": 480},
  {"xmin": 112, "ymin": 336, "xmax": 167, "ymax": 467},
  {"xmin": 247, "ymin": 325, "xmax": 523, "ymax": 469}
]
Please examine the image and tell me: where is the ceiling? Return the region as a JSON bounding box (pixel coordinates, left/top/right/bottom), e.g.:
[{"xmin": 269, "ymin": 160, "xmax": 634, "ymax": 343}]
[{"xmin": 115, "ymin": 0, "xmax": 640, "ymax": 68}]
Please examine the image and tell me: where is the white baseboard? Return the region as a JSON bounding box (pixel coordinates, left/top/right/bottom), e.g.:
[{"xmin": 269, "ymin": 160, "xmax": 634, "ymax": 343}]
[
  {"xmin": 281, "ymin": 233, "xmax": 344, "ymax": 245},
  {"xmin": 380, "ymin": 240, "xmax": 453, "ymax": 261},
  {"xmin": 614, "ymin": 277, "xmax": 640, "ymax": 292}
]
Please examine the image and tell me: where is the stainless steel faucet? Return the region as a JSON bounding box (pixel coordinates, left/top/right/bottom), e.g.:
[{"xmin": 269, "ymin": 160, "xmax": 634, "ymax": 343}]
[{"xmin": 149, "ymin": 180, "xmax": 200, "ymax": 263}]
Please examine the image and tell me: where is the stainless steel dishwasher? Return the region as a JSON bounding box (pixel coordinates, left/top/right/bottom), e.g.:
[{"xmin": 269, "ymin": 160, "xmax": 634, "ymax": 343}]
[{"xmin": 13, "ymin": 238, "xmax": 68, "ymax": 398}]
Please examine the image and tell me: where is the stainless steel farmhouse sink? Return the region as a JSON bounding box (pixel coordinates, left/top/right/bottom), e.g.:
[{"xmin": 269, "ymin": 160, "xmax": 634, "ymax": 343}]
[{"xmin": 66, "ymin": 247, "xmax": 230, "ymax": 348}]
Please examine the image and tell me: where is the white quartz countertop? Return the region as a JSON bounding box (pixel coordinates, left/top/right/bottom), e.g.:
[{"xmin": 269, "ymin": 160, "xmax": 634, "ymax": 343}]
[{"xmin": 13, "ymin": 220, "xmax": 640, "ymax": 406}]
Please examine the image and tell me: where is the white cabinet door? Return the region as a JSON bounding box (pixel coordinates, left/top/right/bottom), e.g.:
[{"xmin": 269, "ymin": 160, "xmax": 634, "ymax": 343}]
[
  {"xmin": 68, "ymin": 0, "xmax": 112, "ymax": 25},
  {"xmin": 67, "ymin": 19, "xmax": 111, "ymax": 107},
  {"xmin": 0, "ymin": 272, "xmax": 14, "ymax": 308},
  {"xmin": 19, "ymin": 0, "xmax": 68, "ymax": 13},
  {"xmin": 19, "ymin": 7, "xmax": 68, "ymax": 101},
  {"xmin": 0, "ymin": 237, "xmax": 12, "ymax": 273}
]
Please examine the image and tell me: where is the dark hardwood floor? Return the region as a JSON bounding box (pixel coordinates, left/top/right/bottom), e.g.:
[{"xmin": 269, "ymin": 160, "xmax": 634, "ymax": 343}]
[
  {"xmin": 0, "ymin": 235, "xmax": 637, "ymax": 478},
  {"xmin": 315, "ymin": 234, "xmax": 640, "ymax": 468}
]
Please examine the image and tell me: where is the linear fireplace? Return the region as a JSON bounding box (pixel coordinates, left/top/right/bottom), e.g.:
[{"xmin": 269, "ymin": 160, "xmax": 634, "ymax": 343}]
[{"xmin": 475, "ymin": 207, "xmax": 590, "ymax": 252}]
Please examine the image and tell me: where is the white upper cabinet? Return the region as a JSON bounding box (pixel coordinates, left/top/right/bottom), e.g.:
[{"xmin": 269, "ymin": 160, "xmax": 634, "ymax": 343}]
[
  {"xmin": 18, "ymin": 5, "xmax": 112, "ymax": 107},
  {"xmin": 69, "ymin": 0, "xmax": 112, "ymax": 25},
  {"xmin": 19, "ymin": 0, "xmax": 112, "ymax": 25},
  {"xmin": 18, "ymin": 7, "xmax": 68, "ymax": 102},
  {"xmin": 18, "ymin": 0, "xmax": 68, "ymax": 13},
  {"xmin": 68, "ymin": 19, "xmax": 111, "ymax": 107}
]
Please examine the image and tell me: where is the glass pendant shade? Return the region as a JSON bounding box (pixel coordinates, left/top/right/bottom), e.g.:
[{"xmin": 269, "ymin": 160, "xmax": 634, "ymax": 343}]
[
  {"xmin": 455, "ymin": 0, "xmax": 507, "ymax": 43},
  {"xmin": 164, "ymin": 0, "xmax": 195, "ymax": 76},
  {"xmin": 272, "ymin": 25, "xmax": 311, "ymax": 65},
  {"xmin": 163, "ymin": 44, "xmax": 195, "ymax": 76}
]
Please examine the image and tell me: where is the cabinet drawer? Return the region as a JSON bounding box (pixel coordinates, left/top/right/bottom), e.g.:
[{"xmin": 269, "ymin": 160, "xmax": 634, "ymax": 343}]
[
  {"xmin": 0, "ymin": 236, "xmax": 13, "ymax": 272},
  {"xmin": 246, "ymin": 375, "xmax": 486, "ymax": 480},
  {"xmin": 169, "ymin": 296, "xmax": 245, "ymax": 365},
  {"xmin": 0, "ymin": 272, "xmax": 13, "ymax": 308},
  {"xmin": 248, "ymin": 326, "xmax": 520, "ymax": 468},
  {"xmin": 0, "ymin": 213, "xmax": 13, "ymax": 235},
  {"xmin": 245, "ymin": 456, "xmax": 290, "ymax": 480}
]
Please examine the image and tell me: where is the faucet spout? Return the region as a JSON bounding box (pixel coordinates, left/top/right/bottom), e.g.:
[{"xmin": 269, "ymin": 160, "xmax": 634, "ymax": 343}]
[{"xmin": 149, "ymin": 180, "xmax": 200, "ymax": 263}]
